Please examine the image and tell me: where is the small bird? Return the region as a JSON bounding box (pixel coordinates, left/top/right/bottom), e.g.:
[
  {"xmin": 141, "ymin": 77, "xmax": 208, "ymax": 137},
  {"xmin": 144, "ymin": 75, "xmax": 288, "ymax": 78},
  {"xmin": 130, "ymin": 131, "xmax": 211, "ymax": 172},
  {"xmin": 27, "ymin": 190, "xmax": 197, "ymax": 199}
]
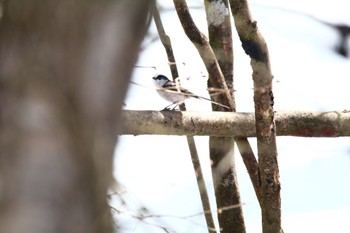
[{"xmin": 152, "ymin": 74, "xmax": 230, "ymax": 110}]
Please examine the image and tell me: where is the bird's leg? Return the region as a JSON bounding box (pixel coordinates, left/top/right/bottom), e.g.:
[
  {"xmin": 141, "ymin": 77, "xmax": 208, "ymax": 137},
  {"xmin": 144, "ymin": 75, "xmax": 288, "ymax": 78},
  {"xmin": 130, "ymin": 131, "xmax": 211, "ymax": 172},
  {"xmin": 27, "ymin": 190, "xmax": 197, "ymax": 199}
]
[
  {"xmin": 161, "ymin": 101, "xmax": 181, "ymax": 111},
  {"xmin": 170, "ymin": 104, "xmax": 179, "ymax": 111},
  {"xmin": 161, "ymin": 102, "xmax": 176, "ymax": 111}
]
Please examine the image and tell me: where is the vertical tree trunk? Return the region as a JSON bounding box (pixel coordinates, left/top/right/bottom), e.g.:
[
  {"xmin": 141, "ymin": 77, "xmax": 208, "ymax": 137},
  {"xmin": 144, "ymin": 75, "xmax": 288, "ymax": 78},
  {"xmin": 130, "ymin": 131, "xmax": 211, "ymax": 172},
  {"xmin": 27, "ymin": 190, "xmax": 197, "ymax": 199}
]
[
  {"xmin": 230, "ymin": 0, "xmax": 282, "ymax": 232},
  {"xmin": 205, "ymin": 0, "xmax": 246, "ymax": 232},
  {"xmin": 0, "ymin": 1, "xmax": 150, "ymax": 233}
]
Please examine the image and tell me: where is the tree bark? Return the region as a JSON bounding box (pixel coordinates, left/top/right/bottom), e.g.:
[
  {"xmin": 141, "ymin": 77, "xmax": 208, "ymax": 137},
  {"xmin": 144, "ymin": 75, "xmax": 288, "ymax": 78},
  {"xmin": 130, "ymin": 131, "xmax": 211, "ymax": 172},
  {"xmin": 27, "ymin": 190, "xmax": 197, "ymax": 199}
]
[
  {"xmin": 229, "ymin": 0, "xmax": 281, "ymax": 231},
  {"xmin": 120, "ymin": 110, "xmax": 350, "ymax": 137},
  {"xmin": 204, "ymin": 0, "xmax": 245, "ymax": 232},
  {"xmin": 153, "ymin": 3, "xmax": 216, "ymax": 232},
  {"xmin": 173, "ymin": 0, "xmax": 235, "ymax": 111}
]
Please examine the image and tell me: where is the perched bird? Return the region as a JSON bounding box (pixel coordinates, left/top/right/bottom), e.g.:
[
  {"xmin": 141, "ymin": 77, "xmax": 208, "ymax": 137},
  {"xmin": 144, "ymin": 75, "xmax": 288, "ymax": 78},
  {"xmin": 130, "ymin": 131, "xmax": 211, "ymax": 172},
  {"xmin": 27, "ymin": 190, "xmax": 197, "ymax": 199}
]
[{"xmin": 152, "ymin": 74, "xmax": 229, "ymax": 110}]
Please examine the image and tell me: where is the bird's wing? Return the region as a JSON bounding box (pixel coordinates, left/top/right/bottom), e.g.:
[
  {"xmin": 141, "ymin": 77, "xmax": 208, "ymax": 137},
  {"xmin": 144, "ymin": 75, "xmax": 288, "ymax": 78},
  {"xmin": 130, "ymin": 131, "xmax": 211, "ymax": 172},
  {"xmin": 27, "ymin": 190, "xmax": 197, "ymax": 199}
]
[{"xmin": 161, "ymin": 81, "xmax": 195, "ymax": 96}]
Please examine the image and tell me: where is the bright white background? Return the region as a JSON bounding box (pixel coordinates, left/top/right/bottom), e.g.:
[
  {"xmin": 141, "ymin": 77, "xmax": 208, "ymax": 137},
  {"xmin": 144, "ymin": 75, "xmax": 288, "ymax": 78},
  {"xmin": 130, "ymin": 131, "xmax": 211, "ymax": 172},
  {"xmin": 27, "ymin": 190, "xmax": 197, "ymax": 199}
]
[{"xmin": 113, "ymin": 0, "xmax": 350, "ymax": 232}]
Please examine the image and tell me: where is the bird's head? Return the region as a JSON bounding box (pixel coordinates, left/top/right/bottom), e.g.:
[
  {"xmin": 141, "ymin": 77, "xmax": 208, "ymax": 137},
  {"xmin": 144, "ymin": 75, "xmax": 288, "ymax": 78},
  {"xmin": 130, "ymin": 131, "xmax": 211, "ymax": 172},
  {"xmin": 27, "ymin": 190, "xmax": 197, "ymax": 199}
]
[{"xmin": 152, "ymin": 74, "xmax": 170, "ymax": 88}]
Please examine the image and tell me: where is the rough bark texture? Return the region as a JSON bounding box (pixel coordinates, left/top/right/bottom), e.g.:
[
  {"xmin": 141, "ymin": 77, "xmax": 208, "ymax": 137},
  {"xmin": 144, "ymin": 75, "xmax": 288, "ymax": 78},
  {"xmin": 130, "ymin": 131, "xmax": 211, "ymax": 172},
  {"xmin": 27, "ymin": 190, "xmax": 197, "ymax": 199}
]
[
  {"xmin": 0, "ymin": 1, "xmax": 150, "ymax": 233},
  {"xmin": 230, "ymin": 0, "xmax": 282, "ymax": 232}
]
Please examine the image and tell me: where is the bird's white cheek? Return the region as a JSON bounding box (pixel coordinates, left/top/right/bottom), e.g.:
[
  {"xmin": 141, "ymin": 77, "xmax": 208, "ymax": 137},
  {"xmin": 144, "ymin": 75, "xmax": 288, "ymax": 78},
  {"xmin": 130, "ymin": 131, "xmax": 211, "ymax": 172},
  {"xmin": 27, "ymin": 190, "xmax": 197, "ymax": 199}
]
[{"xmin": 153, "ymin": 80, "xmax": 160, "ymax": 87}]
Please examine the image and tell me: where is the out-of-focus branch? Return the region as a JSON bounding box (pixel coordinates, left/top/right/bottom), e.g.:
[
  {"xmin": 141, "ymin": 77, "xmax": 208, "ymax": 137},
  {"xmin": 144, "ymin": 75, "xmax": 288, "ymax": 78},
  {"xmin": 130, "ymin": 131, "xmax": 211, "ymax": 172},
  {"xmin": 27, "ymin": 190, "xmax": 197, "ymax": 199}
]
[
  {"xmin": 120, "ymin": 110, "xmax": 350, "ymax": 137},
  {"xmin": 152, "ymin": 3, "xmax": 216, "ymax": 232},
  {"xmin": 230, "ymin": 0, "xmax": 281, "ymax": 231},
  {"xmin": 0, "ymin": 1, "xmax": 150, "ymax": 233},
  {"xmin": 152, "ymin": 2, "xmax": 179, "ymax": 79}
]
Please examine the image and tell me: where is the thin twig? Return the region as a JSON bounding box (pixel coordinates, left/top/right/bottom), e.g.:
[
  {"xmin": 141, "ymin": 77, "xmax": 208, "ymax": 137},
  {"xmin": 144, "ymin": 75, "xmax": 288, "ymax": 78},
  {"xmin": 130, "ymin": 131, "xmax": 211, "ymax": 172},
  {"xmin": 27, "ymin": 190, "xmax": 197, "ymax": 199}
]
[
  {"xmin": 152, "ymin": 2, "xmax": 216, "ymax": 231},
  {"xmin": 112, "ymin": 203, "xmax": 245, "ymax": 232}
]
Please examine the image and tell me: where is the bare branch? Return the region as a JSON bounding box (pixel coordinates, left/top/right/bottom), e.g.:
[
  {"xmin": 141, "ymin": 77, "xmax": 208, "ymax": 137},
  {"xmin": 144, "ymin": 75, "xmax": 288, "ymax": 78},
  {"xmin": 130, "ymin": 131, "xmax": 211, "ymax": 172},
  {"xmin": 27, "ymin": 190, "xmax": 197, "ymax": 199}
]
[
  {"xmin": 204, "ymin": 0, "xmax": 245, "ymax": 232},
  {"xmin": 173, "ymin": 0, "xmax": 235, "ymax": 111},
  {"xmin": 120, "ymin": 110, "xmax": 350, "ymax": 137},
  {"xmin": 153, "ymin": 3, "xmax": 216, "ymax": 231},
  {"xmin": 229, "ymin": 0, "xmax": 282, "ymax": 231},
  {"xmin": 112, "ymin": 202, "xmax": 244, "ymax": 233},
  {"xmin": 152, "ymin": 2, "xmax": 179, "ymax": 79}
]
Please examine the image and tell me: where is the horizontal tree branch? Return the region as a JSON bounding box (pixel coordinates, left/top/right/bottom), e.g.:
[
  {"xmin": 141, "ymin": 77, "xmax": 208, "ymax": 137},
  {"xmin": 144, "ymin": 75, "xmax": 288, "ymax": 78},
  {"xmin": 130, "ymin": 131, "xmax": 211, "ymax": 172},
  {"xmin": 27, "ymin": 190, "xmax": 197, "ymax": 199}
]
[{"xmin": 120, "ymin": 110, "xmax": 350, "ymax": 137}]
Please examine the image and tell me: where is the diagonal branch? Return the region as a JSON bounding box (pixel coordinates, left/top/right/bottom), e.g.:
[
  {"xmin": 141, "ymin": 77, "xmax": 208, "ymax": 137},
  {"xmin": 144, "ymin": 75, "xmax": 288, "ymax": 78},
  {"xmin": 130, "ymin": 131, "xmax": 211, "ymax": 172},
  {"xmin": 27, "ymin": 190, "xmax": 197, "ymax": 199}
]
[
  {"xmin": 173, "ymin": 1, "xmax": 251, "ymax": 231},
  {"xmin": 152, "ymin": 3, "xmax": 216, "ymax": 231},
  {"xmin": 152, "ymin": 1, "xmax": 179, "ymax": 79},
  {"xmin": 173, "ymin": 0, "xmax": 235, "ymax": 111}
]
